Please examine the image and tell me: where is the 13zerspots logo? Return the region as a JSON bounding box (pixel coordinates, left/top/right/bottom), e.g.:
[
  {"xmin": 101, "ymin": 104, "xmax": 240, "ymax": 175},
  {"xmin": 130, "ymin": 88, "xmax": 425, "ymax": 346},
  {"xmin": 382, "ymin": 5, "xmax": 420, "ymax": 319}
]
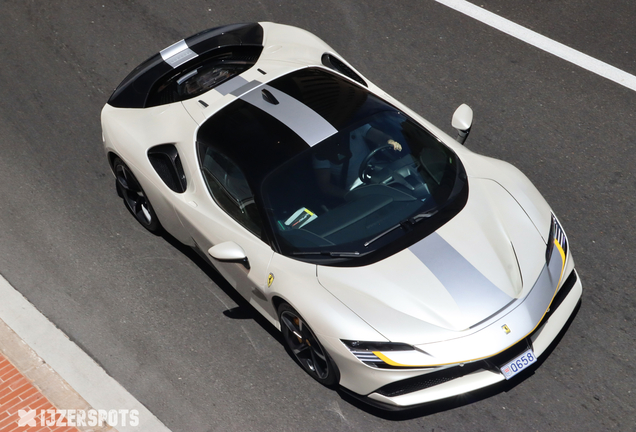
[
  {"xmin": 17, "ymin": 408, "xmax": 139, "ymax": 427},
  {"xmin": 17, "ymin": 409, "xmax": 36, "ymax": 427}
]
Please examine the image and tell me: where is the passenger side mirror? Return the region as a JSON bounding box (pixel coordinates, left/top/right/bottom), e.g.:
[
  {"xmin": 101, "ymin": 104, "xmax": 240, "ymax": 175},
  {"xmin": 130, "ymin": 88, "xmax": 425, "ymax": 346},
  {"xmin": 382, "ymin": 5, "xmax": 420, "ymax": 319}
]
[
  {"xmin": 452, "ymin": 104, "xmax": 473, "ymax": 145},
  {"xmin": 208, "ymin": 242, "xmax": 250, "ymax": 269}
]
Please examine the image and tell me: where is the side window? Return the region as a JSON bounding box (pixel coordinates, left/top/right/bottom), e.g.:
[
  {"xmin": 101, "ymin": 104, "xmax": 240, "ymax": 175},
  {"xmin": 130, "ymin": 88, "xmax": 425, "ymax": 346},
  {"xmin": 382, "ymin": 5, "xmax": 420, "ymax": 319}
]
[{"xmin": 200, "ymin": 147, "xmax": 263, "ymax": 237}]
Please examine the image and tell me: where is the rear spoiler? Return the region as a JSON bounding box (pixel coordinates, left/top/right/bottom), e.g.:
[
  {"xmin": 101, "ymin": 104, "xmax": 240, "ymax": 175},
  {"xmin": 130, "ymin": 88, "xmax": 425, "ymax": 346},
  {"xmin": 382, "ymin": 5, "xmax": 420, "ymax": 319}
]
[{"xmin": 108, "ymin": 23, "xmax": 263, "ymax": 108}]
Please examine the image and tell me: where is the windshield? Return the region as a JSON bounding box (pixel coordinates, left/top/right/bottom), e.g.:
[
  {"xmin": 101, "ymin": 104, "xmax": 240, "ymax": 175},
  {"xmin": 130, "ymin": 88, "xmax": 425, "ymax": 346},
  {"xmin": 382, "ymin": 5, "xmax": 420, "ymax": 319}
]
[
  {"xmin": 261, "ymin": 108, "xmax": 467, "ymax": 263},
  {"xmin": 197, "ymin": 68, "xmax": 468, "ymax": 265}
]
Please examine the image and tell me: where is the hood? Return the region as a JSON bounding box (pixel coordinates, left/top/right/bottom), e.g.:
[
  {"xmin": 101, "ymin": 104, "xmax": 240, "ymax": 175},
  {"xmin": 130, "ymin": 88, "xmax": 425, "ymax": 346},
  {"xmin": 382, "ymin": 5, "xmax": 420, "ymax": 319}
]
[{"xmin": 317, "ymin": 178, "xmax": 547, "ymax": 345}]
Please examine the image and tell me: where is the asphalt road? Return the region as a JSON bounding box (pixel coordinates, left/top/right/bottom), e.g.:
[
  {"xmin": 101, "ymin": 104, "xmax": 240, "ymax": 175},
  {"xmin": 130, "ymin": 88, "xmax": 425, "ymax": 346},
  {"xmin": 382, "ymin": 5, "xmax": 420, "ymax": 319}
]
[{"xmin": 0, "ymin": 1, "xmax": 634, "ymax": 431}]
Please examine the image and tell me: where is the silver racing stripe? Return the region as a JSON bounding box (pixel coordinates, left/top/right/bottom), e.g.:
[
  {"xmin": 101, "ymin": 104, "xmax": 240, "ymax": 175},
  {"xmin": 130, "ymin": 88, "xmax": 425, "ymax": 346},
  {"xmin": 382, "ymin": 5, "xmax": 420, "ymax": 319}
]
[
  {"xmin": 160, "ymin": 39, "xmax": 198, "ymax": 68},
  {"xmin": 240, "ymin": 85, "xmax": 337, "ymax": 146},
  {"xmin": 227, "ymin": 78, "xmax": 263, "ymax": 97},
  {"xmin": 214, "ymin": 75, "xmax": 255, "ymax": 96},
  {"xmin": 409, "ymin": 233, "xmax": 513, "ymax": 327}
]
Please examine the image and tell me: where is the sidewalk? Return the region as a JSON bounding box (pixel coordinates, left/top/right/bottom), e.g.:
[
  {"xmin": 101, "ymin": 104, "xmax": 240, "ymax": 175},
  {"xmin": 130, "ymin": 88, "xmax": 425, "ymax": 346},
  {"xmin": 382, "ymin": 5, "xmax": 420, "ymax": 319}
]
[
  {"xmin": 0, "ymin": 317, "xmax": 114, "ymax": 432},
  {"xmin": 0, "ymin": 275, "xmax": 171, "ymax": 432}
]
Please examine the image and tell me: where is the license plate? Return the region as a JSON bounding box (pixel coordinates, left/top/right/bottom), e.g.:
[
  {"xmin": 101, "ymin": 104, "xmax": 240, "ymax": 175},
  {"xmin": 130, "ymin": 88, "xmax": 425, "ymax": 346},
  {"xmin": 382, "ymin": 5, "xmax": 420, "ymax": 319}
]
[{"xmin": 500, "ymin": 348, "xmax": 537, "ymax": 380}]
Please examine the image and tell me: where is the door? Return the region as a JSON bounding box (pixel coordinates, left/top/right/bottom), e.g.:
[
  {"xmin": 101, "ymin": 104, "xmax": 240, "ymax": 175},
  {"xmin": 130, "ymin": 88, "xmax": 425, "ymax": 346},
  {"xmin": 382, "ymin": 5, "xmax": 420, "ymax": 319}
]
[{"xmin": 176, "ymin": 145, "xmax": 273, "ymax": 310}]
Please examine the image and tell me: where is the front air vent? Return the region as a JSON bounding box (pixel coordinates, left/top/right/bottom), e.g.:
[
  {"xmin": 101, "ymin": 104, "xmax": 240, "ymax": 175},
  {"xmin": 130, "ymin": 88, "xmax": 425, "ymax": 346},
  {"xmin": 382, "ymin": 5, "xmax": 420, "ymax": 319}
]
[
  {"xmin": 148, "ymin": 144, "xmax": 187, "ymax": 193},
  {"xmin": 375, "ymin": 361, "xmax": 487, "ymax": 397},
  {"xmin": 321, "ymin": 53, "xmax": 367, "ymax": 87}
]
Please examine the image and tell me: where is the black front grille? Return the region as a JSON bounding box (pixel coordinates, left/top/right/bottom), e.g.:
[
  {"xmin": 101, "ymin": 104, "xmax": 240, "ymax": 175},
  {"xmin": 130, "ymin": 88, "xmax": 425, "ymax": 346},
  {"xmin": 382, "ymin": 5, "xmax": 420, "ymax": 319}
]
[
  {"xmin": 486, "ymin": 338, "xmax": 532, "ymax": 369},
  {"xmin": 376, "ymin": 360, "xmax": 488, "ymax": 397}
]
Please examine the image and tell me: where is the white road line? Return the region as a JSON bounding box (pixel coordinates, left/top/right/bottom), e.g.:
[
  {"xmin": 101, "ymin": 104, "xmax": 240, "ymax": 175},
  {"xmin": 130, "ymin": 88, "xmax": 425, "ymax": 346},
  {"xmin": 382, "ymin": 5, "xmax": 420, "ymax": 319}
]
[
  {"xmin": 436, "ymin": 0, "xmax": 636, "ymax": 92},
  {"xmin": 0, "ymin": 274, "xmax": 173, "ymax": 432}
]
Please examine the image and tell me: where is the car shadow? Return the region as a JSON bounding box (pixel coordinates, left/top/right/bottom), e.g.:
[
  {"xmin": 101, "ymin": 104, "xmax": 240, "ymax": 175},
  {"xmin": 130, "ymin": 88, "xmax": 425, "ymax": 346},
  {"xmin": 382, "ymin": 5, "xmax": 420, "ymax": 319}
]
[
  {"xmin": 158, "ymin": 229, "xmax": 285, "ymax": 345},
  {"xmin": 159, "ymin": 227, "xmax": 582, "ymax": 419}
]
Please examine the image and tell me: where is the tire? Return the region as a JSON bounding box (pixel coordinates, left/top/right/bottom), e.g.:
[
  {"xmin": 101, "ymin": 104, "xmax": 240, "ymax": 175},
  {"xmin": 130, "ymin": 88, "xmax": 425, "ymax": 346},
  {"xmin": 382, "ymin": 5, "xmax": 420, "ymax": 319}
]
[
  {"xmin": 113, "ymin": 157, "xmax": 161, "ymax": 233},
  {"xmin": 278, "ymin": 303, "xmax": 340, "ymax": 387}
]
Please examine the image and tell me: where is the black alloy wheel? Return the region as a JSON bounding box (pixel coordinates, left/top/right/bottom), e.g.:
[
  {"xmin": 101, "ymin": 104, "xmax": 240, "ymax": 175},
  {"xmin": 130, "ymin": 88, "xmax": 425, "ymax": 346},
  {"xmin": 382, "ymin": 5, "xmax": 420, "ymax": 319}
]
[
  {"xmin": 278, "ymin": 303, "xmax": 340, "ymax": 387},
  {"xmin": 113, "ymin": 157, "xmax": 161, "ymax": 233}
]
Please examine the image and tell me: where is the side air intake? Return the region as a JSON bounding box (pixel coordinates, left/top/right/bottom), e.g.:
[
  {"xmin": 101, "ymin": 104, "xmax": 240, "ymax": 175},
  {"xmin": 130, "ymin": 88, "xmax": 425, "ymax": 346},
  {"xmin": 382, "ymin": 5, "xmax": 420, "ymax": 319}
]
[{"xmin": 148, "ymin": 144, "xmax": 187, "ymax": 193}]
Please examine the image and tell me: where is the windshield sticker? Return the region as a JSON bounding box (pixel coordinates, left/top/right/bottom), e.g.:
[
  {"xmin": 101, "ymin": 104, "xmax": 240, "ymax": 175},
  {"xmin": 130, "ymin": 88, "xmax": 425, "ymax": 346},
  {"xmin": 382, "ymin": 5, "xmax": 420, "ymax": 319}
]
[{"xmin": 284, "ymin": 207, "xmax": 317, "ymax": 229}]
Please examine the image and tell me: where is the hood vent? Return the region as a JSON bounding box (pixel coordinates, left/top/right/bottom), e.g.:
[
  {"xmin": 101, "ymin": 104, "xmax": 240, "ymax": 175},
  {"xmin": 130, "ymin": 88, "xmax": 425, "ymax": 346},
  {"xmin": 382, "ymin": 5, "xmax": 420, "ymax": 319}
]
[{"xmin": 321, "ymin": 53, "xmax": 367, "ymax": 87}]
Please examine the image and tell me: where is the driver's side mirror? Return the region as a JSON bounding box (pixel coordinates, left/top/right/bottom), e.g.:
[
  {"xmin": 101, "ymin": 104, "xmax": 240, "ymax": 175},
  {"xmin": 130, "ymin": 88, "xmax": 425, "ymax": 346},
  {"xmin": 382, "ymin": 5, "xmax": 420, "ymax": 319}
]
[
  {"xmin": 451, "ymin": 104, "xmax": 473, "ymax": 145},
  {"xmin": 208, "ymin": 241, "xmax": 250, "ymax": 270}
]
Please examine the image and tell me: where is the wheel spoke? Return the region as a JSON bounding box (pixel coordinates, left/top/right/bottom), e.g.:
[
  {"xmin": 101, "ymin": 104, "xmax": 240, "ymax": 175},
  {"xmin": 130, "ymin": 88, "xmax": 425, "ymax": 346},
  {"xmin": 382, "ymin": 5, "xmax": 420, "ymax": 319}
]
[
  {"xmin": 309, "ymin": 348, "xmax": 327, "ymax": 378},
  {"xmin": 131, "ymin": 197, "xmax": 151, "ymax": 225},
  {"xmin": 292, "ymin": 344, "xmax": 311, "ymax": 356},
  {"xmin": 116, "ymin": 177, "xmax": 129, "ymax": 192},
  {"xmin": 140, "ymin": 204, "xmax": 152, "ymax": 223},
  {"xmin": 115, "ymin": 168, "xmax": 130, "ymax": 192},
  {"xmin": 281, "ymin": 314, "xmax": 300, "ymax": 334},
  {"xmin": 311, "ymin": 347, "xmax": 327, "ymax": 362},
  {"xmin": 120, "ymin": 166, "xmax": 129, "ymax": 184},
  {"xmin": 126, "ymin": 175, "xmax": 142, "ymax": 193}
]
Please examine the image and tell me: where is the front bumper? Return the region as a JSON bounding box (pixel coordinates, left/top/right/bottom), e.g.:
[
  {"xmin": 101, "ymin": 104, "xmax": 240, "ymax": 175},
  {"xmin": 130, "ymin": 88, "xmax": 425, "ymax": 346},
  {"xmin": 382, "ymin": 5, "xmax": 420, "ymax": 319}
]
[{"xmin": 341, "ymin": 269, "xmax": 582, "ymax": 410}]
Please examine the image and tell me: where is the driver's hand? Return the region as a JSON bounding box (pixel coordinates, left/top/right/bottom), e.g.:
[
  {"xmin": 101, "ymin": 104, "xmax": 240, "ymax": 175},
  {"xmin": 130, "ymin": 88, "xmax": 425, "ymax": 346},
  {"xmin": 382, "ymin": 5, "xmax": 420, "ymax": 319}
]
[{"xmin": 388, "ymin": 139, "xmax": 402, "ymax": 151}]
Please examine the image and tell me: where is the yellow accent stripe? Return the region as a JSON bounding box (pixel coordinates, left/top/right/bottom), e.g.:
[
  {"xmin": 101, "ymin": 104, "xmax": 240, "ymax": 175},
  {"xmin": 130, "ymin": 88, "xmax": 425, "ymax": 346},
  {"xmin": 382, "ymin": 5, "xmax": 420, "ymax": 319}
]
[
  {"xmin": 554, "ymin": 239, "xmax": 566, "ymax": 288},
  {"xmin": 373, "ymin": 351, "xmax": 430, "ymax": 368}
]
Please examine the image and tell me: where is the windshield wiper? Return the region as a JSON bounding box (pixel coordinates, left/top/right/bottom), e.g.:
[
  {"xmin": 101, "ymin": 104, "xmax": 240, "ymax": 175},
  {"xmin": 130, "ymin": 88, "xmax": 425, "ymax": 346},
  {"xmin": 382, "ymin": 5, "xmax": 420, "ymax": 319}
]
[
  {"xmin": 292, "ymin": 251, "xmax": 361, "ymax": 258},
  {"xmin": 409, "ymin": 209, "xmax": 438, "ymax": 223},
  {"xmin": 363, "ymin": 209, "xmax": 438, "ymax": 248}
]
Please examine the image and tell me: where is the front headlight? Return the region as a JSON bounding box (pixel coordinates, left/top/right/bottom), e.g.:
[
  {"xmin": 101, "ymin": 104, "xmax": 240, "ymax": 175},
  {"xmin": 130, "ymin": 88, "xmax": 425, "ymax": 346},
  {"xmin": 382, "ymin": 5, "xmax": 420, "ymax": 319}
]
[
  {"xmin": 546, "ymin": 213, "xmax": 568, "ymax": 264},
  {"xmin": 341, "ymin": 340, "xmax": 431, "ymax": 369}
]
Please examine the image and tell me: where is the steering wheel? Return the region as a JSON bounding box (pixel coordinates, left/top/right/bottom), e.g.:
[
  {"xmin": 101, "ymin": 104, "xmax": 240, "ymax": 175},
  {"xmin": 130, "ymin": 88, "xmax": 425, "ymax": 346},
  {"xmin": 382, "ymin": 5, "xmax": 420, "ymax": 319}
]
[{"xmin": 358, "ymin": 144, "xmax": 395, "ymax": 183}]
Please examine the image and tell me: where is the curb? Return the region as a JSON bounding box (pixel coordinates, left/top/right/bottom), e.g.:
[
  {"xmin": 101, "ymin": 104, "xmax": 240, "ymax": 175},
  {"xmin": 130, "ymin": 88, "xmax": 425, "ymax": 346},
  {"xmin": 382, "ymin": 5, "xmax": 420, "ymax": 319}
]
[{"xmin": 0, "ymin": 318, "xmax": 116, "ymax": 432}]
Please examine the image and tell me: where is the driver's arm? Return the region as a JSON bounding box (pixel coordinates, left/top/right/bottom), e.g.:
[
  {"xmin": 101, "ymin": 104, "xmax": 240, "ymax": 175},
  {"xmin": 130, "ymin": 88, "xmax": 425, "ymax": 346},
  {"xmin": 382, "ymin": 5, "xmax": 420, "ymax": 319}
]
[
  {"xmin": 387, "ymin": 139, "xmax": 402, "ymax": 151},
  {"xmin": 364, "ymin": 127, "xmax": 402, "ymax": 151}
]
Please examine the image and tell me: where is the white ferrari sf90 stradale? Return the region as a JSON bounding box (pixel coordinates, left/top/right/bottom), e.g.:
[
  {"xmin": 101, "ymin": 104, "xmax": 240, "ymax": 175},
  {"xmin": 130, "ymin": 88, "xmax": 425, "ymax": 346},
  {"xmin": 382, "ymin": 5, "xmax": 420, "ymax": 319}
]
[{"xmin": 101, "ymin": 22, "xmax": 582, "ymax": 410}]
